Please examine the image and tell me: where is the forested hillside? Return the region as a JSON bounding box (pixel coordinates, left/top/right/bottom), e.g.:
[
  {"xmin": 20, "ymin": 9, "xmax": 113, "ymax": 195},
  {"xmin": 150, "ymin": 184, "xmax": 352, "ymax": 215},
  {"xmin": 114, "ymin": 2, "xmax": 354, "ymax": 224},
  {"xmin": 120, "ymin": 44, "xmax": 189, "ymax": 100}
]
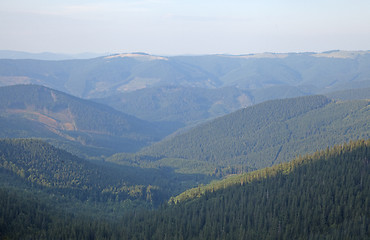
[
  {"xmin": 139, "ymin": 95, "xmax": 369, "ymax": 174},
  {"xmin": 0, "ymin": 139, "xmax": 162, "ymax": 203},
  {"xmin": 1, "ymin": 139, "xmax": 368, "ymax": 239},
  {"xmin": 119, "ymin": 139, "xmax": 370, "ymax": 239},
  {"xmin": 95, "ymin": 86, "xmax": 369, "ymax": 125},
  {"xmin": 172, "ymin": 138, "xmax": 370, "ymax": 203},
  {"xmin": 0, "ymin": 84, "xmax": 181, "ymax": 157},
  {"xmin": 94, "ymin": 86, "xmax": 252, "ymax": 124},
  {"xmin": 0, "ymin": 139, "xmax": 212, "ymax": 210}
]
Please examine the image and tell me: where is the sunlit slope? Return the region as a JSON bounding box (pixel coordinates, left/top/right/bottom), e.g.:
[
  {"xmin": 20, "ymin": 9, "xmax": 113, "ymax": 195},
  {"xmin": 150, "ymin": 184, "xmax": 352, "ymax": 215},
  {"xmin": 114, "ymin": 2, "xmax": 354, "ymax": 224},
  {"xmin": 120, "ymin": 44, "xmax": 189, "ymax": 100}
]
[{"xmin": 120, "ymin": 140, "xmax": 369, "ymax": 239}]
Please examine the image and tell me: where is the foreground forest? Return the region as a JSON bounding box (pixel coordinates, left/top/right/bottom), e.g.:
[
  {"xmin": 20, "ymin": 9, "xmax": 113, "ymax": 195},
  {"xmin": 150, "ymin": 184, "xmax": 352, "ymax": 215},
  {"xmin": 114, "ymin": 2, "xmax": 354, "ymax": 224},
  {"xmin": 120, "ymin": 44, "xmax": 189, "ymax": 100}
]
[{"xmin": 0, "ymin": 139, "xmax": 368, "ymax": 239}]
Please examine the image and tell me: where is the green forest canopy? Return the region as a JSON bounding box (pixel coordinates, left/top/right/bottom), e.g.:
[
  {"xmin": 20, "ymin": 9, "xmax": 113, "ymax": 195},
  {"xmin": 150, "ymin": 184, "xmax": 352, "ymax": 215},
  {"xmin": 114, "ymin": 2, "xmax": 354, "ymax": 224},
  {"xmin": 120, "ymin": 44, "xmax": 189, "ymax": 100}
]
[{"xmin": 1, "ymin": 139, "xmax": 368, "ymax": 239}]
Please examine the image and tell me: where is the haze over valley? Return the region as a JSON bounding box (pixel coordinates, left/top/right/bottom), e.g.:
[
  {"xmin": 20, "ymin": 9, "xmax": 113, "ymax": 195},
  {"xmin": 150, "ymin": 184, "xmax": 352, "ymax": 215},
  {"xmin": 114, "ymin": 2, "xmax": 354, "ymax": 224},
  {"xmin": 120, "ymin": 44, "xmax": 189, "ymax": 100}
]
[{"xmin": 1, "ymin": 0, "xmax": 370, "ymax": 239}]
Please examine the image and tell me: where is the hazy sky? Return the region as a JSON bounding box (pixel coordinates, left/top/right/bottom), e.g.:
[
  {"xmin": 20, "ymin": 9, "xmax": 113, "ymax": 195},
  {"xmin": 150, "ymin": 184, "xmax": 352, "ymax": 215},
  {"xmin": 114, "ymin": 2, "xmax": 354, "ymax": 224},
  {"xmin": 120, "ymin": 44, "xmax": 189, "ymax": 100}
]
[{"xmin": 1, "ymin": 0, "xmax": 369, "ymax": 55}]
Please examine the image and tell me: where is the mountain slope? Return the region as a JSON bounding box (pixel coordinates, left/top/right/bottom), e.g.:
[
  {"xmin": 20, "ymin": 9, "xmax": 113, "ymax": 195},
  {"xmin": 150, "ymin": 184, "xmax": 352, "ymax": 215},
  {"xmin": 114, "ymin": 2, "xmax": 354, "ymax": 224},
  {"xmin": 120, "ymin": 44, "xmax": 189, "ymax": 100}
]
[
  {"xmin": 0, "ymin": 139, "xmax": 211, "ymax": 207},
  {"xmin": 140, "ymin": 95, "xmax": 370, "ymax": 173},
  {"xmin": 0, "ymin": 84, "xmax": 180, "ymax": 156},
  {"xmin": 95, "ymin": 86, "xmax": 369, "ymax": 126},
  {"xmin": 94, "ymin": 86, "xmax": 253, "ymax": 124},
  {"xmin": 0, "ymin": 138, "xmax": 160, "ymax": 204},
  {"xmin": 119, "ymin": 139, "xmax": 370, "ymax": 239},
  {"xmin": 172, "ymin": 139, "xmax": 370, "ymax": 203}
]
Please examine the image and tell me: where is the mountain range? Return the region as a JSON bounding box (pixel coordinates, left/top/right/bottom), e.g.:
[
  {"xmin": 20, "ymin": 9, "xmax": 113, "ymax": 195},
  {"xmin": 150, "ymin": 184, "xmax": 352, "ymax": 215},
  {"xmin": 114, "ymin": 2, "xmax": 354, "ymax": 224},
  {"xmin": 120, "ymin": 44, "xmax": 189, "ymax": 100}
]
[
  {"xmin": 0, "ymin": 50, "xmax": 369, "ymax": 239},
  {"xmin": 1, "ymin": 50, "xmax": 370, "ymax": 124}
]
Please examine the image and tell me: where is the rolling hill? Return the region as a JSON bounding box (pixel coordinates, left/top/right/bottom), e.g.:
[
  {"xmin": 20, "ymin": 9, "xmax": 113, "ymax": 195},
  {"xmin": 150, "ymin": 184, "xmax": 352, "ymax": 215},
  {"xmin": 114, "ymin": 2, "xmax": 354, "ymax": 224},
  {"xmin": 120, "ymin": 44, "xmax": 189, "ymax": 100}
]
[
  {"xmin": 136, "ymin": 95, "xmax": 369, "ymax": 174},
  {"xmin": 0, "ymin": 84, "xmax": 181, "ymax": 157}
]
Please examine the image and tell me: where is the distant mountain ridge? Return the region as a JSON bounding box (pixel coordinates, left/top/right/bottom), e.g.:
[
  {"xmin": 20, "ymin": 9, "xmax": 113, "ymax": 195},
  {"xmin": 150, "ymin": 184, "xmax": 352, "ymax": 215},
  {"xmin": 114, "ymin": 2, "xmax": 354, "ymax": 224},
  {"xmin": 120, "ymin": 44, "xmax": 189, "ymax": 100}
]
[
  {"xmin": 0, "ymin": 50, "xmax": 104, "ymax": 60},
  {"xmin": 0, "ymin": 53, "xmax": 218, "ymax": 98},
  {"xmin": 1, "ymin": 50, "xmax": 369, "ymax": 125},
  {"xmin": 0, "ymin": 50, "xmax": 369, "ymax": 99}
]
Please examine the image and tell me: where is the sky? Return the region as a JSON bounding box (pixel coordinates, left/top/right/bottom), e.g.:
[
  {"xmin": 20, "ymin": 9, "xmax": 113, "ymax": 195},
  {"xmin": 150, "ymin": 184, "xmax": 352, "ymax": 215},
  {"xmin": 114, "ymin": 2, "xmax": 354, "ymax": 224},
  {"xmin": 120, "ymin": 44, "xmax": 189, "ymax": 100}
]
[{"xmin": 0, "ymin": 0, "xmax": 370, "ymax": 55}]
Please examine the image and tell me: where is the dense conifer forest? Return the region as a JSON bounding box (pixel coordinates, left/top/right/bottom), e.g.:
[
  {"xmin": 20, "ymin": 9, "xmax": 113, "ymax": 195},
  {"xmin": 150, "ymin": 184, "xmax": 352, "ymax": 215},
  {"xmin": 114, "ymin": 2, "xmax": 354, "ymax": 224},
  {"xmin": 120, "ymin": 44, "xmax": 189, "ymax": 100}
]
[
  {"xmin": 0, "ymin": 139, "xmax": 368, "ymax": 239},
  {"xmin": 0, "ymin": 139, "xmax": 212, "ymax": 211},
  {"xmin": 118, "ymin": 96, "xmax": 369, "ymax": 175}
]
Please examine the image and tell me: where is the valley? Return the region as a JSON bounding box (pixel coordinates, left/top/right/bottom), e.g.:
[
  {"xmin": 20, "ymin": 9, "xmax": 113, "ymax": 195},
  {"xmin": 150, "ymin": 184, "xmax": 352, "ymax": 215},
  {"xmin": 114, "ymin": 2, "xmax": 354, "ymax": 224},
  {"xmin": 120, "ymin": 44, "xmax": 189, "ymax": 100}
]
[{"xmin": 0, "ymin": 51, "xmax": 369, "ymax": 239}]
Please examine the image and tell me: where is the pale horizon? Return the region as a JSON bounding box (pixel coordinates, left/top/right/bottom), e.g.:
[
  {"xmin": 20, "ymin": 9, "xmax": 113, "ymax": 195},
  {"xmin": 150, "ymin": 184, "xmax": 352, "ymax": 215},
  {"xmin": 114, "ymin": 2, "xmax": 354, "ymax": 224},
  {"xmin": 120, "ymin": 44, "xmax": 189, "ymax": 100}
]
[{"xmin": 1, "ymin": 0, "xmax": 370, "ymax": 56}]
